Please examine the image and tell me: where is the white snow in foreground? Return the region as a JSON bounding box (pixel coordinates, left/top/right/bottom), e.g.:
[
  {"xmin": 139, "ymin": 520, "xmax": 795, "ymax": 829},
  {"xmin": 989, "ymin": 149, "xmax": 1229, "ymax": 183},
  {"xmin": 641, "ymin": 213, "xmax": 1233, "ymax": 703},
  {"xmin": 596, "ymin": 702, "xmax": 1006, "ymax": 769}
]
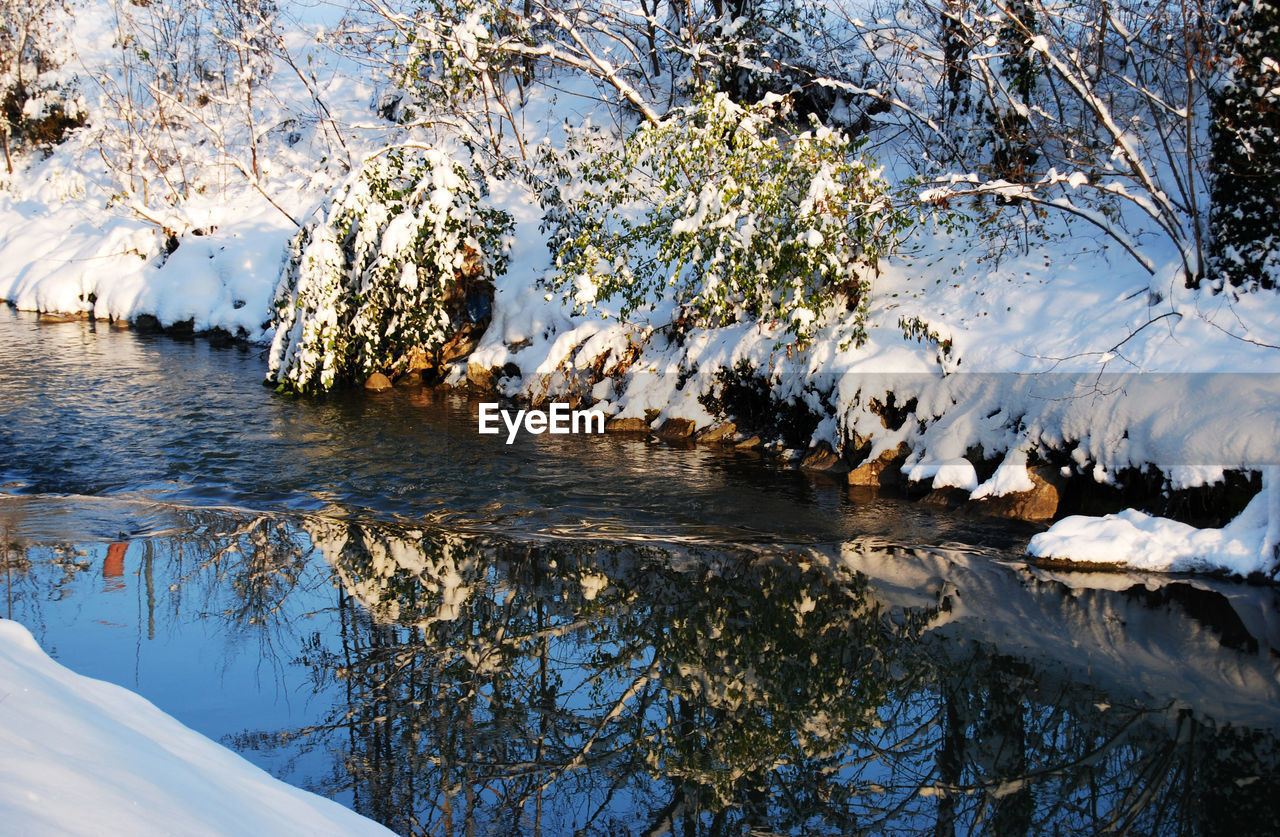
[
  {"xmin": 1029, "ymin": 468, "xmax": 1280, "ymax": 576},
  {"xmin": 0, "ymin": 619, "xmax": 392, "ymax": 837}
]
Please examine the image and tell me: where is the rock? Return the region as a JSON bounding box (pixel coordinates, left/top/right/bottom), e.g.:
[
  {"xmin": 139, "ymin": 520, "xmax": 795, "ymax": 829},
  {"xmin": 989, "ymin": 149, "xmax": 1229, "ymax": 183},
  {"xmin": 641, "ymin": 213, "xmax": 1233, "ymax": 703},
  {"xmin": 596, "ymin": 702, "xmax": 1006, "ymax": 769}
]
[
  {"xmin": 206, "ymin": 327, "xmax": 237, "ymax": 347},
  {"xmin": 643, "ymin": 409, "xmax": 661, "ymax": 424},
  {"xmin": 735, "ymin": 435, "xmax": 763, "ymax": 450},
  {"xmin": 907, "ymin": 459, "xmax": 979, "ymax": 497},
  {"xmin": 656, "ymin": 418, "xmax": 697, "ymax": 440},
  {"xmin": 404, "ymin": 346, "xmax": 432, "ymax": 372},
  {"xmin": 848, "ymin": 443, "xmax": 909, "ymax": 489},
  {"xmin": 697, "ymin": 422, "xmax": 738, "ymax": 444},
  {"xmin": 972, "ymin": 465, "xmax": 1063, "ymax": 521},
  {"xmin": 440, "ymin": 326, "xmax": 482, "ymax": 366},
  {"xmin": 921, "ymin": 487, "xmax": 969, "ymax": 509},
  {"xmin": 800, "ymin": 442, "xmax": 847, "ymax": 473},
  {"xmin": 133, "ymin": 313, "xmax": 163, "ymax": 333},
  {"xmin": 466, "ymin": 362, "xmax": 494, "ymax": 392},
  {"xmin": 606, "ymin": 417, "xmax": 650, "ymax": 434},
  {"xmin": 165, "ymin": 318, "xmax": 195, "ymax": 337},
  {"xmin": 37, "ymin": 312, "xmax": 82, "ymax": 323},
  {"xmin": 394, "ymin": 371, "xmax": 422, "ymax": 388},
  {"xmin": 591, "ymin": 379, "xmax": 615, "ymax": 402},
  {"xmin": 364, "ymin": 372, "xmax": 393, "ymax": 392}
]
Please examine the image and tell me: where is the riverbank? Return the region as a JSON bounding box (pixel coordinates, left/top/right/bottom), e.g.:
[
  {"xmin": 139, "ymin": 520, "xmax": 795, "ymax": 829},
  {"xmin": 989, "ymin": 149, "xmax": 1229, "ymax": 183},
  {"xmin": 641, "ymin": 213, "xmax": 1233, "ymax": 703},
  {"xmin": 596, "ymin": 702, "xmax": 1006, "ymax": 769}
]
[{"xmin": 9, "ymin": 301, "xmax": 1280, "ymax": 580}]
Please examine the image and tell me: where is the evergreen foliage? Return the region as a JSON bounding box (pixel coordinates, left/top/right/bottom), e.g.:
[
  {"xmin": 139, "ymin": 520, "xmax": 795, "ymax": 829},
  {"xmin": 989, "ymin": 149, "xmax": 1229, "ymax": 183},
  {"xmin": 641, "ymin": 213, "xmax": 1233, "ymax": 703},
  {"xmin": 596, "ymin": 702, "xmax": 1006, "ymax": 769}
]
[
  {"xmin": 544, "ymin": 92, "xmax": 911, "ymax": 344},
  {"xmin": 268, "ymin": 147, "xmax": 512, "ymax": 393},
  {"xmin": 1208, "ymin": 0, "xmax": 1280, "ymax": 290}
]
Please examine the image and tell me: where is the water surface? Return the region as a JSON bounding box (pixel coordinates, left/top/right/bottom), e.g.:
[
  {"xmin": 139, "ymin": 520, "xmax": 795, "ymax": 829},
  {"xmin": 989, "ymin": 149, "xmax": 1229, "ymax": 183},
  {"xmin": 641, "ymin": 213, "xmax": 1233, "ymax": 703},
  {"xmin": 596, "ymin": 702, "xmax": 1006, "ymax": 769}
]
[{"xmin": 2, "ymin": 309, "xmax": 1278, "ymax": 835}]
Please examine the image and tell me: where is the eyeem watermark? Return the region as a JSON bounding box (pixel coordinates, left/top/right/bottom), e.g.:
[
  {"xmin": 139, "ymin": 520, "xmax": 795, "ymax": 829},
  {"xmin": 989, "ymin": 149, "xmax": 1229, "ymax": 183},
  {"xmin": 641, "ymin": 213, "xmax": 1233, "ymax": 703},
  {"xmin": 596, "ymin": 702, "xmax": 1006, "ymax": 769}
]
[{"xmin": 478, "ymin": 402, "xmax": 606, "ymax": 444}]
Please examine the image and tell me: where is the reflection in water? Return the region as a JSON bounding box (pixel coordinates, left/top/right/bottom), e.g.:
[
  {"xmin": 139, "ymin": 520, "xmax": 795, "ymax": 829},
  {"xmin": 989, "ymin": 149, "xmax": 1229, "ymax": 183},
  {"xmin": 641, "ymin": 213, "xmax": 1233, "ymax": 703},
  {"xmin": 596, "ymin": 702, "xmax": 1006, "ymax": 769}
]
[
  {"xmin": 3, "ymin": 501, "xmax": 1280, "ymax": 835},
  {"xmin": 102, "ymin": 542, "xmax": 127, "ymax": 591},
  {"xmin": 305, "ymin": 521, "xmax": 933, "ymax": 835},
  {"xmin": 294, "ymin": 520, "xmax": 1280, "ymax": 836}
]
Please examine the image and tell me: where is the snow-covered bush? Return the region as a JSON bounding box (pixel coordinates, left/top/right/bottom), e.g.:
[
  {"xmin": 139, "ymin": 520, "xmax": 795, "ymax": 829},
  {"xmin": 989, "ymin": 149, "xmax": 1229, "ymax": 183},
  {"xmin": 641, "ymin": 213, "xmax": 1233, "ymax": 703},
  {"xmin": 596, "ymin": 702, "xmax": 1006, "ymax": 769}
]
[
  {"xmin": 94, "ymin": 0, "xmax": 284, "ymax": 204},
  {"xmin": 268, "ymin": 146, "xmax": 512, "ymax": 393},
  {"xmin": 366, "ymin": 0, "xmax": 512, "ymax": 132},
  {"xmin": 0, "ymin": 0, "xmax": 85, "ymax": 173},
  {"xmin": 1208, "ymin": 0, "xmax": 1280, "ymax": 291},
  {"xmin": 401, "ymin": 0, "xmax": 510, "ymax": 110},
  {"xmin": 545, "ymin": 92, "xmax": 910, "ymax": 344},
  {"xmin": 688, "ymin": 2, "xmax": 832, "ymax": 114}
]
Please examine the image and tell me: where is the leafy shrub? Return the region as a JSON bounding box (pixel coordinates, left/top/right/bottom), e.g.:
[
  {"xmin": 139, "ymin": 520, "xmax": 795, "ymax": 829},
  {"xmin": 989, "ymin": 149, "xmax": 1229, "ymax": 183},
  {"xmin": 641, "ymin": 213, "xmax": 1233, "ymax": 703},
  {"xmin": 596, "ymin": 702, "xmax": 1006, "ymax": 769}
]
[
  {"xmin": 373, "ymin": 0, "xmax": 537, "ymax": 138},
  {"xmin": 392, "ymin": 0, "xmax": 507, "ymax": 119},
  {"xmin": 1, "ymin": 0, "xmax": 86, "ymax": 171},
  {"xmin": 268, "ymin": 146, "xmax": 512, "ymax": 393},
  {"xmin": 544, "ymin": 91, "xmax": 910, "ymax": 344},
  {"xmin": 1208, "ymin": 0, "xmax": 1280, "ymax": 291}
]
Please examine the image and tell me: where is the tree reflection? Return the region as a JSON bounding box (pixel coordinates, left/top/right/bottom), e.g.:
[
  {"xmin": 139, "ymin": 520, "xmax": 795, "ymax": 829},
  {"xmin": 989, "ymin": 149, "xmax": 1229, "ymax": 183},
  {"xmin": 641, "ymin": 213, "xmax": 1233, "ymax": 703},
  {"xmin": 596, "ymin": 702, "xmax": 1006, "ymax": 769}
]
[
  {"xmin": 1, "ymin": 532, "xmax": 93, "ymax": 632},
  {"xmin": 8, "ymin": 505, "xmax": 1279, "ymax": 836},
  {"xmin": 292, "ymin": 521, "xmax": 1280, "ymax": 836},
  {"xmin": 297, "ymin": 520, "xmax": 937, "ymax": 834}
]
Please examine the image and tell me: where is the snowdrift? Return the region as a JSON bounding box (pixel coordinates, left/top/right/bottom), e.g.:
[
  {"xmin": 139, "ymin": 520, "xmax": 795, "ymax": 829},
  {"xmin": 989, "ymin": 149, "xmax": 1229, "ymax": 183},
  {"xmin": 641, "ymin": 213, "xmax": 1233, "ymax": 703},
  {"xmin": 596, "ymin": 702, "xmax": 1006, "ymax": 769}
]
[{"xmin": 0, "ymin": 619, "xmax": 392, "ymax": 836}]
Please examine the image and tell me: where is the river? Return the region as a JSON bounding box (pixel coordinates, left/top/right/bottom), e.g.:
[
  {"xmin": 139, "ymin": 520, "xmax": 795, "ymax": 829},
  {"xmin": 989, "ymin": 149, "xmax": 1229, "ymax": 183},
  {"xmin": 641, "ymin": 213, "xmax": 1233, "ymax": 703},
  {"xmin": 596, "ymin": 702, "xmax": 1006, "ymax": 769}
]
[{"xmin": 1, "ymin": 308, "xmax": 1278, "ymax": 835}]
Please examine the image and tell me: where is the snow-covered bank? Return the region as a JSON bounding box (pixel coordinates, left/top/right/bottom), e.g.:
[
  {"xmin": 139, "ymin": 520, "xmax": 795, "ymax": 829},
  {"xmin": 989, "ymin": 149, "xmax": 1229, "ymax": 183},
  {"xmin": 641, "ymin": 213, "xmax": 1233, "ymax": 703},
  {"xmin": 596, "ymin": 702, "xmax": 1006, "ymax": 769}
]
[
  {"xmin": 0, "ymin": 619, "xmax": 393, "ymax": 836},
  {"xmin": 0, "ymin": 192, "xmax": 298, "ymax": 339},
  {"xmin": 1029, "ymin": 468, "xmax": 1280, "ymax": 576}
]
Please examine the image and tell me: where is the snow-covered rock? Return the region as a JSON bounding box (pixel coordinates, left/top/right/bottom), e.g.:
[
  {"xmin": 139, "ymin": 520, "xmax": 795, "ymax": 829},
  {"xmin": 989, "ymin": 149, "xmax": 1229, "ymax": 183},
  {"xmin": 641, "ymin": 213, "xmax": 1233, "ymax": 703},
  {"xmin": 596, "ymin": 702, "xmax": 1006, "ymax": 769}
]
[{"xmin": 1029, "ymin": 468, "xmax": 1280, "ymax": 576}]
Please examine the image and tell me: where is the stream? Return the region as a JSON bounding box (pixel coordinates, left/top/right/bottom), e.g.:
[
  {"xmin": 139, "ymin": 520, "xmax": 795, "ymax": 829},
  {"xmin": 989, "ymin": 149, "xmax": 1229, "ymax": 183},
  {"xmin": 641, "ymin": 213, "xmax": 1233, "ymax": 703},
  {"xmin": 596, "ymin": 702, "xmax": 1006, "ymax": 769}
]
[{"xmin": 1, "ymin": 308, "xmax": 1278, "ymax": 835}]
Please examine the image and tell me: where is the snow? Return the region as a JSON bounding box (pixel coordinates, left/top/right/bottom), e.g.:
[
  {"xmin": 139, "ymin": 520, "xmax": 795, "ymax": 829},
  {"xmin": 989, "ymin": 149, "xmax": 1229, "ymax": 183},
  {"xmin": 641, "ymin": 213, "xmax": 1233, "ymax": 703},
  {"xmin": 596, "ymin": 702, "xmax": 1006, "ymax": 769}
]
[
  {"xmin": 0, "ymin": 619, "xmax": 393, "ymax": 836},
  {"xmin": 908, "ymin": 457, "xmax": 979, "ymax": 492},
  {"xmin": 1029, "ymin": 468, "xmax": 1280, "ymax": 576},
  {"xmin": 971, "ymin": 448, "xmax": 1036, "ymax": 499}
]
